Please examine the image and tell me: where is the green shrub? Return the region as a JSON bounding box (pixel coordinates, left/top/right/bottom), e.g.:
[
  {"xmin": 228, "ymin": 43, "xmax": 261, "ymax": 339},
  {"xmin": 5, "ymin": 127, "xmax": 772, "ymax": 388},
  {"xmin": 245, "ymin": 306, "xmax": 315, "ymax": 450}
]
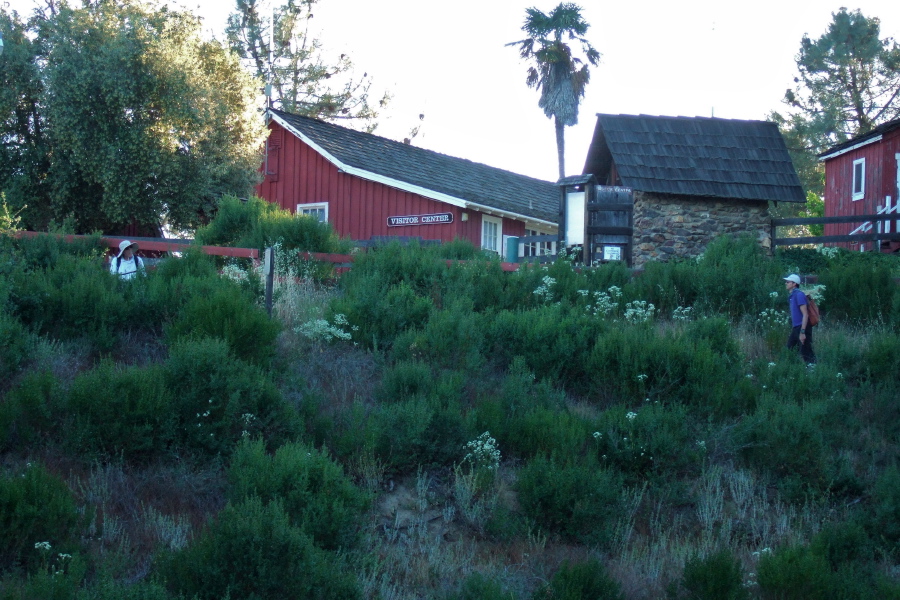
[
  {"xmin": 756, "ymin": 545, "xmax": 833, "ymax": 600},
  {"xmin": 0, "ymin": 371, "xmax": 62, "ymax": 452},
  {"xmin": 370, "ymin": 396, "xmax": 469, "ymax": 473},
  {"xmin": 392, "ymin": 300, "xmax": 486, "ymax": 371},
  {"xmin": 592, "ymin": 403, "xmax": 703, "ymax": 483},
  {"xmin": 516, "ymin": 456, "xmax": 622, "ymax": 546},
  {"xmin": 861, "ymin": 333, "xmax": 900, "ymax": 385},
  {"xmin": 75, "ymin": 579, "xmax": 175, "ymax": 600},
  {"xmin": 871, "ymin": 467, "xmax": 900, "ymax": 552},
  {"xmin": 818, "ymin": 262, "xmax": 896, "ymax": 323},
  {"xmin": 12, "ymin": 231, "xmax": 105, "ymax": 271},
  {"xmin": 446, "ymin": 572, "xmax": 515, "ymax": 600},
  {"xmin": 0, "ymin": 554, "xmax": 87, "ymax": 600},
  {"xmin": 9, "ymin": 255, "xmax": 126, "ymax": 351},
  {"xmin": 0, "ymin": 464, "xmax": 81, "ymax": 572},
  {"xmin": 64, "ymin": 362, "xmax": 174, "ymax": 461},
  {"xmin": 228, "ymin": 438, "xmax": 370, "ymax": 550},
  {"xmin": 166, "ymin": 285, "xmax": 280, "ymax": 366},
  {"xmin": 160, "ymin": 496, "xmax": 360, "ymax": 600},
  {"xmin": 376, "ymin": 360, "xmax": 435, "ymax": 403},
  {"xmin": 737, "ymin": 397, "xmax": 829, "ymax": 500},
  {"xmin": 163, "ymin": 337, "xmax": 299, "ymax": 456},
  {"xmin": 195, "ymin": 195, "xmax": 345, "ymax": 254},
  {"xmin": 0, "ymin": 311, "xmax": 32, "ymax": 384},
  {"xmin": 670, "ymin": 549, "xmax": 749, "ymax": 600},
  {"xmin": 532, "ymin": 559, "xmax": 624, "ymax": 600}
]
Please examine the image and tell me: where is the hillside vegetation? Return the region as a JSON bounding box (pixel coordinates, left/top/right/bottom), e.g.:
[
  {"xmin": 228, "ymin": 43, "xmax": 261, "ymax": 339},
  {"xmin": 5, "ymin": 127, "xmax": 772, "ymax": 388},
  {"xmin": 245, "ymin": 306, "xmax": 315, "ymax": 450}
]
[{"xmin": 2, "ymin": 227, "xmax": 900, "ymax": 599}]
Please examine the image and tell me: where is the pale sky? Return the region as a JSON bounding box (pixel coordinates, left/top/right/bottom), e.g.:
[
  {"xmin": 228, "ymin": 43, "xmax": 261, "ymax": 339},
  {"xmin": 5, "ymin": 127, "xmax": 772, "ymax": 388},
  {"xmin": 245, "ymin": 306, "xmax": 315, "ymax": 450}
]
[{"xmin": 5, "ymin": 0, "xmax": 900, "ymax": 182}]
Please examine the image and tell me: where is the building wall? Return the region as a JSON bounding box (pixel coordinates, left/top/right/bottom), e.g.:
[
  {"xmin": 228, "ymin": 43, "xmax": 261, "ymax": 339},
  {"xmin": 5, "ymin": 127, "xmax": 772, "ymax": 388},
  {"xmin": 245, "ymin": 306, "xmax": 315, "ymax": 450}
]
[
  {"xmin": 823, "ymin": 129, "xmax": 900, "ymax": 246},
  {"xmin": 255, "ymin": 121, "xmax": 527, "ymax": 247},
  {"xmin": 632, "ymin": 191, "xmax": 770, "ymax": 268}
]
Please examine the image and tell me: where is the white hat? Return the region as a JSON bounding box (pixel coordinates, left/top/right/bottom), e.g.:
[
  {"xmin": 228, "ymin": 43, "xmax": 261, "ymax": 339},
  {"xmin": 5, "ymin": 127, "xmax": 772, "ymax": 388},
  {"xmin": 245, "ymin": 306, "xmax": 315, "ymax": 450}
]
[
  {"xmin": 116, "ymin": 240, "xmax": 138, "ymax": 258},
  {"xmin": 783, "ymin": 274, "xmax": 801, "ymax": 285}
]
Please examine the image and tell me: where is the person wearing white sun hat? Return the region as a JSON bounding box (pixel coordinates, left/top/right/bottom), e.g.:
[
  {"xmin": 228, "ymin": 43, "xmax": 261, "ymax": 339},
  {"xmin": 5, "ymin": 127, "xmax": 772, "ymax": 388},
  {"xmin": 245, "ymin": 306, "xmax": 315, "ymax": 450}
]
[
  {"xmin": 110, "ymin": 240, "xmax": 144, "ymax": 280},
  {"xmin": 783, "ymin": 273, "xmax": 815, "ymax": 365}
]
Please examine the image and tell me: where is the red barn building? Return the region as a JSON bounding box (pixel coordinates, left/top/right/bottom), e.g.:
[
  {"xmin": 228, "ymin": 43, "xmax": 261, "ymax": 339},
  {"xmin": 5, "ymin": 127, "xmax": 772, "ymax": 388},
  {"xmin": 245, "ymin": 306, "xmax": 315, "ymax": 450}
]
[
  {"xmin": 820, "ymin": 118, "xmax": 900, "ymax": 251},
  {"xmin": 255, "ymin": 108, "xmax": 558, "ymax": 252}
]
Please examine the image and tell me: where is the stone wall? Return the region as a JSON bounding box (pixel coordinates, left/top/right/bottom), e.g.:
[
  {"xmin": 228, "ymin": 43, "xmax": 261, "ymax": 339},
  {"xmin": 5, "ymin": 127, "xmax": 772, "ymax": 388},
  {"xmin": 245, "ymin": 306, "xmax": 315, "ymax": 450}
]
[{"xmin": 631, "ymin": 191, "xmax": 771, "ymax": 268}]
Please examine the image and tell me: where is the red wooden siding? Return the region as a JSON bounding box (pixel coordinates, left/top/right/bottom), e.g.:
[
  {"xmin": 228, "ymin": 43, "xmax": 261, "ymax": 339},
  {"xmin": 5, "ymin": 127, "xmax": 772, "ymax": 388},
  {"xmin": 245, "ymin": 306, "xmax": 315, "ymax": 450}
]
[
  {"xmin": 255, "ymin": 122, "xmax": 530, "ymax": 246},
  {"xmin": 823, "ymin": 129, "xmax": 900, "ymax": 246}
]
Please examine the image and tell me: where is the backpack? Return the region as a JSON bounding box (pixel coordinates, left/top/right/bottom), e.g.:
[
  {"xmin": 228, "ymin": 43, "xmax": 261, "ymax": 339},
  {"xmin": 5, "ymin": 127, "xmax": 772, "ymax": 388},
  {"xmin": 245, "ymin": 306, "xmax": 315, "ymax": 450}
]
[{"xmin": 805, "ymin": 294, "xmax": 819, "ymax": 327}]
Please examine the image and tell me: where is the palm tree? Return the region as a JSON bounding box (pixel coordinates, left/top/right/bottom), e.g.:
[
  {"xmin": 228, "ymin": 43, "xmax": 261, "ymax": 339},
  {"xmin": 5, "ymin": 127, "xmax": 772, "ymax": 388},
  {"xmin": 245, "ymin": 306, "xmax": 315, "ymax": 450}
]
[{"xmin": 508, "ymin": 3, "xmax": 600, "ymax": 180}]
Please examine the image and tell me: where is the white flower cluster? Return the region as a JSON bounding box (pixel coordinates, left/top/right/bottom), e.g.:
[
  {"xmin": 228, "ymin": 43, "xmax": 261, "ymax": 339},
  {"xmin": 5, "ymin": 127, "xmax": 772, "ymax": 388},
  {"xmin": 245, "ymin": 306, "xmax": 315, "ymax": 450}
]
[
  {"xmin": 817, "ymin": 245, "xmax": 841, "ymax": 258},
  {"xmin": 624, "ymin": 300, "xmax": 656, "ymax": 323},
  {"xmin": 295, "ymin": 313, "xmax": 357, "ymax": 342},
  {"xmin": 671, "ymin": 305, "xmax": 693, "ymax": 321},
  {"xmin": 757, "ymin": 308, "xmax": 788, "ymax": 328},
  {"xmin": 533, "ymin": 276, "xmax": 556, "ymax": 303},
  {"xmin": 35, "ymin": 541, "xmax": 52, "ymax": 551},
  {"xmin": 804, "ymin": 283, "xmax": 826, "ymax": 303},
  {"xmin": 581, "ymin": 286, "xmax": 622, "ymax": 317},
  {"xmin": 626, "ymin": 411, "xmax": 638, "ymax": 421},
  {"xmin": 463, "ymin": 432, "xmax": 501, "ymax": 471}
]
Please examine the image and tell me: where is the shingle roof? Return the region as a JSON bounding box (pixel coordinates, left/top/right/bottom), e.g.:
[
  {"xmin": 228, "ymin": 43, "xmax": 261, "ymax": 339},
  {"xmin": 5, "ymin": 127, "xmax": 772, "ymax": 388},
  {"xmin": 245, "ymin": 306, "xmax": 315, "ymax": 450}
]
[
  {"xmin": 269, "ymin": 108, "xmax": 559, "ymax": 224},
  {"xmin": 583, "ymin": 114, "xmax": 806, "ymax": 203},
  {"xmin": 818, "ymin": 118, "xmax": 900, "ymax": 160}
]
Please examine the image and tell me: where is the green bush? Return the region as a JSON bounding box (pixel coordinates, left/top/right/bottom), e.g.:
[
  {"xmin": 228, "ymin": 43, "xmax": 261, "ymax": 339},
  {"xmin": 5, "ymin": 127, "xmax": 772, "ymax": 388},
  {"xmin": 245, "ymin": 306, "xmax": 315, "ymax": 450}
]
[
  {"xmin": 160, "ymin": 496, "xmax": 360, "ymax": 600},
  {"xmin": 9, "ymin": 255, "xmax": 126, "ymax": 352},
  {"xmin": 194, "ymin": 195, "xmax": 345, "ymax": 254},
  {"xmin": 670, "ymin": 549, "xmax": 749, "ymax": 600},
  {"xmin": 446, "ymin": 572, "xmax": 515, "ymax": 600},
  {"xmin": 166, "ymin": 284, "xmax": 280, "ymax": 366},
  {"xmin": 392, "ymin": 300, "xmax": 486, "ymax": 371},
  {"xmin": 64, "ymin": 362, "xmax": 174, "ymax": 461},
  {"xmin": 75, "ymin": 579, "xmax": 175, "ymax": 600},
  {"xmin": 818, "ymin": 262, "xmax": 896, "ymax": 323},
  {"xmin": 737, "ymin": 397, "xmax": 830, "ymax": 500},
  {"xmin": 516, "ymin": 456, "xmax": 622, "ymax": 546},
  {"xmin": 376, "ymin": 360, "xmax": 435, "ymax": 403},
  {"xmin": 0, "ymin": 464, "xmax": 81, "ymax": 572},
  {"xmin": 370, "ymin": 396, "xmax": 469, "ymax": 473},
  {"xmin": 12, "ymin": 231, "xmax": 105, "ymax": 271},
  {"xmin": 532, "ymin": 559, "xmax": 624, "ymax": 600},
  {"xmin": 871, "ymin": 467, "xmax": 900, "ymax": 552},
  {"xmin": 592, "ymin": 403, "xmax": 703, "ymax": 483},
  {"xmin": 228, "ymin": 438, "xmax": 370, "ymax": 550},
  {"xmin": 756, "ymin": 545, "xmax": 832, "ymax": 600},
  {"xmin": 0, "ymin": 311, "xmax": 32, "ymax": 384},
  {"xmin": 163, "ymin": 337, "xmax": 299, "ymax": 456},
  {"xmin": 0, "ymin": 371, "xmax": 61, "ymax": 452}
]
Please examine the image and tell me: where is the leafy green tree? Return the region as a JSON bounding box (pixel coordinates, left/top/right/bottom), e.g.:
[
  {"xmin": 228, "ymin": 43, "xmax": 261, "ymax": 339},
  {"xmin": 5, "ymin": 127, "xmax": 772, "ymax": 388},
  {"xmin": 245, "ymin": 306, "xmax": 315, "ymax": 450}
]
[
  {"xmin": 0, "ymin": 0, "xmax": 267, "ymax": 233},
  {"xmin": 508, "ymin": 3, "xmax": 600, "ymax": 179},
  {"xmin": 226, "ymin": 0, "xmax": 388, "ymax": 131},
  {"xmin": 773, "ymin": 7, "xmax": 900, "ymax": 196}
]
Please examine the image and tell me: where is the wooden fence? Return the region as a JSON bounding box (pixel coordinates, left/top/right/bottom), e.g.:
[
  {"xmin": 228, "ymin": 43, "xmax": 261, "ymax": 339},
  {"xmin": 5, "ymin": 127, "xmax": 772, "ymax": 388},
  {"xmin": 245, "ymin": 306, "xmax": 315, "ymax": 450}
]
[
  {"xmin": 771, "ymin": 212, "xmax": 900, "ymax": 250},
  {"xmin": 16, "ymin": 232, "xmax": 259, "ymax": 259}
]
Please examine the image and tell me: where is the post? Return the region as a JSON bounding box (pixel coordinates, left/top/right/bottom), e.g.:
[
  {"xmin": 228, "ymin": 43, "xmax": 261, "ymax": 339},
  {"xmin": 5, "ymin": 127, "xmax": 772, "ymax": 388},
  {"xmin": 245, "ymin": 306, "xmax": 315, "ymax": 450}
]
[{"xmin": 264, "ymin": 246, "xmax": 275, "ymax": 317}]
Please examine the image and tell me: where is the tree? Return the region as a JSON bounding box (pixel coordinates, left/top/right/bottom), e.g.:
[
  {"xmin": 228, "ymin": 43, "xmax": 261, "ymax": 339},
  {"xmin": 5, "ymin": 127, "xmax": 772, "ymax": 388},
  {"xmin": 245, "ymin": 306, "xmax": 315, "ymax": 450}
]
[
  {"xmin": 773, "ymin": 7, "xmax": 900, "ymax": 195},
  {"xmin": 508, "ymin": 3, "xmax": 600, "ymax": 180},
  {"xmin": 0, "ymin": 0, "xmax": 267, "ymax": 233},
  {"xmin": 226, "ymin": 0, "xmax": 388, "ymax": 131}
]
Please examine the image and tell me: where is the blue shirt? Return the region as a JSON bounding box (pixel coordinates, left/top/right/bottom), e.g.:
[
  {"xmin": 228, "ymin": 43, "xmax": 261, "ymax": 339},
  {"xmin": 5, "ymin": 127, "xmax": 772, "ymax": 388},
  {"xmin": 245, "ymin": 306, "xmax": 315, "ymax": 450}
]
[{"xmin": 788, "ymin": 289, "xmax": 808, "ymax": 327}]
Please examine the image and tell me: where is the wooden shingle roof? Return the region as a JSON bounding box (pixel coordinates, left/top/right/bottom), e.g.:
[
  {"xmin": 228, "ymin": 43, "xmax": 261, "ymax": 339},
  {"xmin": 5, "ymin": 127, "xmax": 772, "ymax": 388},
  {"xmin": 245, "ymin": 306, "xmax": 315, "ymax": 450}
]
[
  {"xmin": 269, "ymin": 108, "xmax": 559, "ymax": 224},
  {"xmin": 583, "ymin": 114, "xmax": 806, "ymax": 203}
]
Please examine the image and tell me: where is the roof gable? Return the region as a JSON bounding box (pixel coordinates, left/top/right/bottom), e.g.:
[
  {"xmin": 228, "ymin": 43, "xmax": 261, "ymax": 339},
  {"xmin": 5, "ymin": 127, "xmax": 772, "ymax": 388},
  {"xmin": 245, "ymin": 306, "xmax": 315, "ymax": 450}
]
[
  {"xmin": 268, "ymin": 109, "xmax": 559, "ymax": 224},
  {"xmin": 818, "ymin": 118, "xmax": 900, "ymax": 161},
  {"xmin": 583, "ymin": 114, "xmax": 806, "ymax": 203}
]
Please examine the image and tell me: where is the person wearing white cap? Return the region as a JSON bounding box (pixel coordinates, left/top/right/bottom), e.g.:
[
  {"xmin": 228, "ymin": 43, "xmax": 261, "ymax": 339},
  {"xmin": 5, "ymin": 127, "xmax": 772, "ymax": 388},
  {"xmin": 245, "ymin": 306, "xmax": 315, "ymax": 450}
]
[
  {"xmin": 110, "ymin": 240, "xmax": 144, "ymax": 280},
  {"xmin": 783, "ymin": 273, "xmax": 815, "ymax": 364}
]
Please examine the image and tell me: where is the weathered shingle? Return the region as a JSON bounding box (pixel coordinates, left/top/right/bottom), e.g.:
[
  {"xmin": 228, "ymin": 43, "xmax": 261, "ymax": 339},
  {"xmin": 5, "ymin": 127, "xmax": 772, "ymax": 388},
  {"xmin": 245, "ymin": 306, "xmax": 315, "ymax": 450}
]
[
  {"xmin": 270, "ymin": 109, "xmax": 559, "ymax": 223},
  {"xmin": 583, "ymin": 114, "xmax": 806, "ymax": 203}
]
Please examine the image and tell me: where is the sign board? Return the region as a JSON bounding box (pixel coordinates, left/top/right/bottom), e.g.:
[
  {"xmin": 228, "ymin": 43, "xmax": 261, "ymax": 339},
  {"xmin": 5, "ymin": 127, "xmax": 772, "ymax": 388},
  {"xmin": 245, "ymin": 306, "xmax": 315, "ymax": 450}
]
[
  {"xmin": 387, "ymin": 212, "xmax": 454, "ymax": 227},
  {"xmin": 565, "ymin": 191, "xmax": 585, "ymax": 245},
  {"xmin": 603, "ymin": 245, "xmax": 622, "ymax": 261}
]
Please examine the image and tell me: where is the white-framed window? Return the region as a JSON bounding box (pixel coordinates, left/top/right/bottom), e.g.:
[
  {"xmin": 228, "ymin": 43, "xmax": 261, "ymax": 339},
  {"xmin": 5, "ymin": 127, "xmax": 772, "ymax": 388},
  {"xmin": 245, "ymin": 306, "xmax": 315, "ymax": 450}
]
[
  {"xmin": 297, "ymin": 202, "xmax": 328, "ymax": 223},
  {"xmin": 481, "ymin": 215, "xmax": 502, "ymax": 254},
  {"xmin": 852, "ymin": 158, "xmax": 865, "ymax": 201},
  {"xmin": 523, "ymin": 228, "xmax": 553, "ymax": 257}
]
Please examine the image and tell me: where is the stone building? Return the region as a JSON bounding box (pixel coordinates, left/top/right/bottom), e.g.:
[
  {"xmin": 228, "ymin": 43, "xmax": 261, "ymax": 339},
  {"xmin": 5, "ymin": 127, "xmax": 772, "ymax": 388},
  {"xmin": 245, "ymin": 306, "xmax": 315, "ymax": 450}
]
[{"xmin": 580, "ymin": 114, "xmax": 805, "ymax": 267}]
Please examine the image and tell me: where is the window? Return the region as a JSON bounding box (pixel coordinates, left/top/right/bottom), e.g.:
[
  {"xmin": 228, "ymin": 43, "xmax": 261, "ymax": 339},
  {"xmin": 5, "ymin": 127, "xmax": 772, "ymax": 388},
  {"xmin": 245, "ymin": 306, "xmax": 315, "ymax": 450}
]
[
  {"xmin": 523, "ymin": 228, "xmax": 553, "ymax": 257},
  {"xmin": 481, "ymin": 215, "xmax": 502, "ymax": 254},
  {"xmin": 852, "ymin": 158, "xmax": 865, "ymax": 201},
  {"xmin": 297, "ymin": 202, "xmax": 328, "ymax": 223}
]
